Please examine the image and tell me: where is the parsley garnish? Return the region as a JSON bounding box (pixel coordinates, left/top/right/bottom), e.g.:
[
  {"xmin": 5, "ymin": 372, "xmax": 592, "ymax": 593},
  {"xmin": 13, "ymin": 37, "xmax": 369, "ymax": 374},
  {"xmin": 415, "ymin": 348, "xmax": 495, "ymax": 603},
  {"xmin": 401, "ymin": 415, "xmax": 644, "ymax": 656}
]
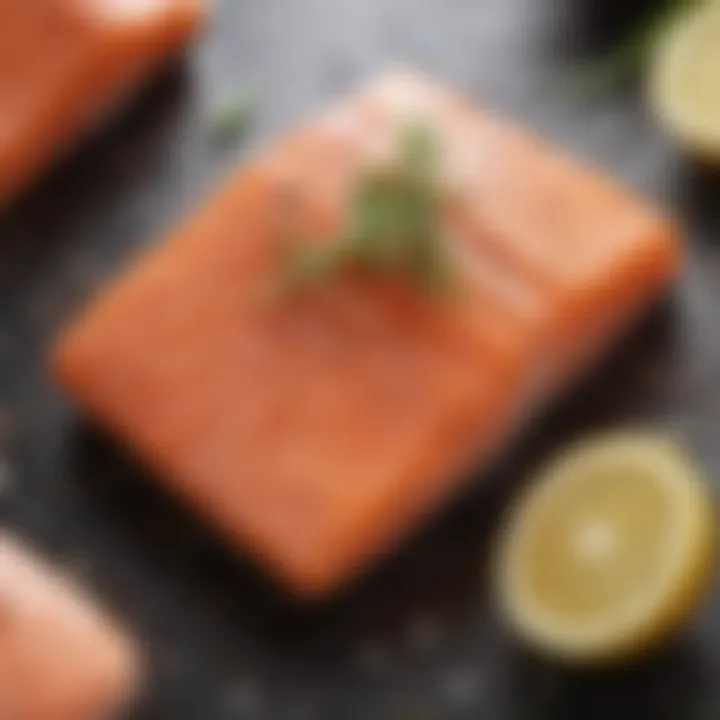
[{"xmin": 284, "ymin": 121, "xmax": 454, "ymax": 294}]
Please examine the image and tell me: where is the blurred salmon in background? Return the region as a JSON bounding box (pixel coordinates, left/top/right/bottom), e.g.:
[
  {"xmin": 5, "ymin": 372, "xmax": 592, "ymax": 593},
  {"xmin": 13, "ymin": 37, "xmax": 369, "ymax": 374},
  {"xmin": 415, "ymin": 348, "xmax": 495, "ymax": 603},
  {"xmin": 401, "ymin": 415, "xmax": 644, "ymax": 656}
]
[
  {"xmin": 0, "ymin": 0, "xmax": 205, "ymax": 204},
  {"xmin": 0, "ymin": 534, "xmax": 139, "ymax": 720}
]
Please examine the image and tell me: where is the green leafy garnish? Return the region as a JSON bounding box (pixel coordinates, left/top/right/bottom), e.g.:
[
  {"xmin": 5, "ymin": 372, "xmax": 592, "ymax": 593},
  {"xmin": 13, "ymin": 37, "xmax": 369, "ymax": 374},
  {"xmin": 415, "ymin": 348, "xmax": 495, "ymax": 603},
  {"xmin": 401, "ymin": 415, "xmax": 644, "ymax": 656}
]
[
  {"xmin": 284, "ymin": 121, "xmax": 453, "ymax": 294},
  {"xmin": 210, "ymin": 93, "xmax": 256, "ymax": 144}
]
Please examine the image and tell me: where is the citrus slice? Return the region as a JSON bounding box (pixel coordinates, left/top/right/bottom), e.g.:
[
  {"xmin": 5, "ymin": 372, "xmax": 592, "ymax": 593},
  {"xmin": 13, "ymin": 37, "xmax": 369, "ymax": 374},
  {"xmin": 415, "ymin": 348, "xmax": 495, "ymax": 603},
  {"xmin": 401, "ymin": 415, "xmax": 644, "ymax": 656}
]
[
  {"xmin": 650, "ymin": 2, "xmax": 720, "ymax": 158},
  {"xmin": 496, "ymin": 433, "xmax": 716, "ymax": 664}
]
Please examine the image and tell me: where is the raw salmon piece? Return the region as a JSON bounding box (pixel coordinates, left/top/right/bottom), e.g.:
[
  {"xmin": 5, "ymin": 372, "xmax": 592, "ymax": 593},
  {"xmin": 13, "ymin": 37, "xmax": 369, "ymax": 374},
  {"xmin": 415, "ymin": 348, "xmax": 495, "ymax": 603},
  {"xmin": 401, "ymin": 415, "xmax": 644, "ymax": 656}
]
[
  {"xmin": 353, "ymin": 72, "xmax": 680, "ymax": 396},
  {"xmin": 52, "ymin": 71, "xmax": 679, "ymax": 596},
  {"xmin": 0, "ymin": 534, "xmax": 139, "ymax": 719},
  {"xmin": 0, "ymin": 0, "xmax": 205, "ymax": 203}
]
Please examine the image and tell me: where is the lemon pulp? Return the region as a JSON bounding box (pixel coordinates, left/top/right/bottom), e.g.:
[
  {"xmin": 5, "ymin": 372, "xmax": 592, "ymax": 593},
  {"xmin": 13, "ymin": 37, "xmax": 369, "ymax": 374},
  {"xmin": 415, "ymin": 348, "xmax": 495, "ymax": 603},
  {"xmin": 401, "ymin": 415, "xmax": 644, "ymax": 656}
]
[
  {"xmin": 497, "ymin": 433, "xmax": 716, "ymax": 663},
  {"xmin": 651, "ymin": 2, "xmax": 720, "ymax": 157}
]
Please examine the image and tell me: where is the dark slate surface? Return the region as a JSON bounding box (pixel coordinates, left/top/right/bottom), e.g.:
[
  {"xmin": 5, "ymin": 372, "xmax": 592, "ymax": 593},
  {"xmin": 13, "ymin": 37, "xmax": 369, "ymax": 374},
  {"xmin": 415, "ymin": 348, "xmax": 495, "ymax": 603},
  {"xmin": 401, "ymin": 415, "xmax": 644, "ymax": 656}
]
[{"xmin": 1, "ymin": 1, "xmax": 720, "ymax": 718}]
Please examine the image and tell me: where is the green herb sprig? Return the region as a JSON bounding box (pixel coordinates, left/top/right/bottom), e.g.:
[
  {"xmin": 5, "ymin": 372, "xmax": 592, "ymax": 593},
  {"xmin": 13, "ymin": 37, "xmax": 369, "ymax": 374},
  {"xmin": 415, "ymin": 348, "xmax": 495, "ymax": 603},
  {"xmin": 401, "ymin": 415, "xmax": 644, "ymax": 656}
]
[{"xmin": 284, "ymin": 122, "xmax": 454, "ymax": 294}]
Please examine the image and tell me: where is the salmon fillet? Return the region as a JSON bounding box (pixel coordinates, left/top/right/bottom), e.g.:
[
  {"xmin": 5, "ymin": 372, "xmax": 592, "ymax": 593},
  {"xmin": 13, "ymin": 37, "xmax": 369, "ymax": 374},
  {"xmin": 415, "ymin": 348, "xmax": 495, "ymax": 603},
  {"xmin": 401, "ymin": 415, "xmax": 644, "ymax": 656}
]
[
  {"xmin": 0, "ymin": 534, "xmax": 138, "ymax": 719},
  {"xmin": 0, "ymin": 0, "xmax": 204, "ymax": 203},
  {"xmin": 52, "ymin": 71, "xmax": 680, "ymax": 596}
]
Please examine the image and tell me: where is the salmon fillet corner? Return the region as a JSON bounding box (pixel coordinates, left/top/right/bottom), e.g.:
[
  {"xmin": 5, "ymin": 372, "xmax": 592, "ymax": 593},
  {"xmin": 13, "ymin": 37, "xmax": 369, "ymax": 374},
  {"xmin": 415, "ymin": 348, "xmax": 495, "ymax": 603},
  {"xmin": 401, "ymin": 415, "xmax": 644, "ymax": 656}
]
[{"xmin": 51, "ymin": 70, "xmax": 680, "ymax": 597}]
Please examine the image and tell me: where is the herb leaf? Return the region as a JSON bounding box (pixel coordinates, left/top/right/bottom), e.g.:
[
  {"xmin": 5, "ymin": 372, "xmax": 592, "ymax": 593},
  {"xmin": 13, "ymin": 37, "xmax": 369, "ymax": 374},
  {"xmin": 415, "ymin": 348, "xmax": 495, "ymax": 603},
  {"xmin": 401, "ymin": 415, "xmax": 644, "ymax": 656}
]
[
  {"xmin": 284, "ymin": 121, "xmax": 453, "ymax": 294},
  {"xmin": 401, "ymin": 119, "xmax": 440, "ymax": 179}
]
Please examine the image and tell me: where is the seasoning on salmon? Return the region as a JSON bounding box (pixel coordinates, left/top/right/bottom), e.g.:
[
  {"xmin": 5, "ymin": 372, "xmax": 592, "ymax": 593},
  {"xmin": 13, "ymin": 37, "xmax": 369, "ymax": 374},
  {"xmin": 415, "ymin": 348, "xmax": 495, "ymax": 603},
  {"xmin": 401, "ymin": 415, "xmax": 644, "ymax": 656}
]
[
  {"xmin": 0, "ymin": 0, "xmax": 205, "ymax": 203},
  {"xmin": 0, "ymin": 534, "xmax": 139, "ymax": 719},
  {"xmin": 51, "ymin": 71, "xmax": 680, "ymax": 597}
]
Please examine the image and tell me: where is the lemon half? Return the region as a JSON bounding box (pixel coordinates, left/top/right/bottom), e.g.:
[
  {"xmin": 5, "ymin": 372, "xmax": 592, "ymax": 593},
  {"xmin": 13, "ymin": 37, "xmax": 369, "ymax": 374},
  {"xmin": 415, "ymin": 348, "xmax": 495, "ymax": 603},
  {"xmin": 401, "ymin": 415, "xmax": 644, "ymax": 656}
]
[
  {"xmin": 650, "ymin": 2, "xmax": 720, "ymax": 158},
  {"xmin": 496, "ymin": 433, "xmax": 716, "ymax": 664}
]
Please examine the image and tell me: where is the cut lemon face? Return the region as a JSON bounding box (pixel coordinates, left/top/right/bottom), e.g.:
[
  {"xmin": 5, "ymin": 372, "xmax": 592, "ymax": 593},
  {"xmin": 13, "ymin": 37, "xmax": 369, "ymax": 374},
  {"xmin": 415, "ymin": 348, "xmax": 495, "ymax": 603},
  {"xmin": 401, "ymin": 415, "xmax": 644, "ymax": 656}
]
[
  {"xmin": 650, "ymin": 2, "xmax": 720, "ymax": 158},
  {"xmin": 496, "ymin": 433, "xmax": 716, "ymax": 664}
]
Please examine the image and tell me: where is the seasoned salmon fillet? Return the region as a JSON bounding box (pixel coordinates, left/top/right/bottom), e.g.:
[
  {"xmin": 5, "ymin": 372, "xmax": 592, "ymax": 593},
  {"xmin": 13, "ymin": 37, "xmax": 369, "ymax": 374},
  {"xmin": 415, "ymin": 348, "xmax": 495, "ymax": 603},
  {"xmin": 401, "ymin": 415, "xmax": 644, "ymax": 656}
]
[
  {"xmin": 52, "ymin": 71, "xmax": 680, "ymax": 596},
  {"xmin": 0, "ymin": 0, "xmax": 204, "ymax": 202},
  {"xmin": 0, "ymin": 534, "xmax": 138, "ymax": 719}
]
